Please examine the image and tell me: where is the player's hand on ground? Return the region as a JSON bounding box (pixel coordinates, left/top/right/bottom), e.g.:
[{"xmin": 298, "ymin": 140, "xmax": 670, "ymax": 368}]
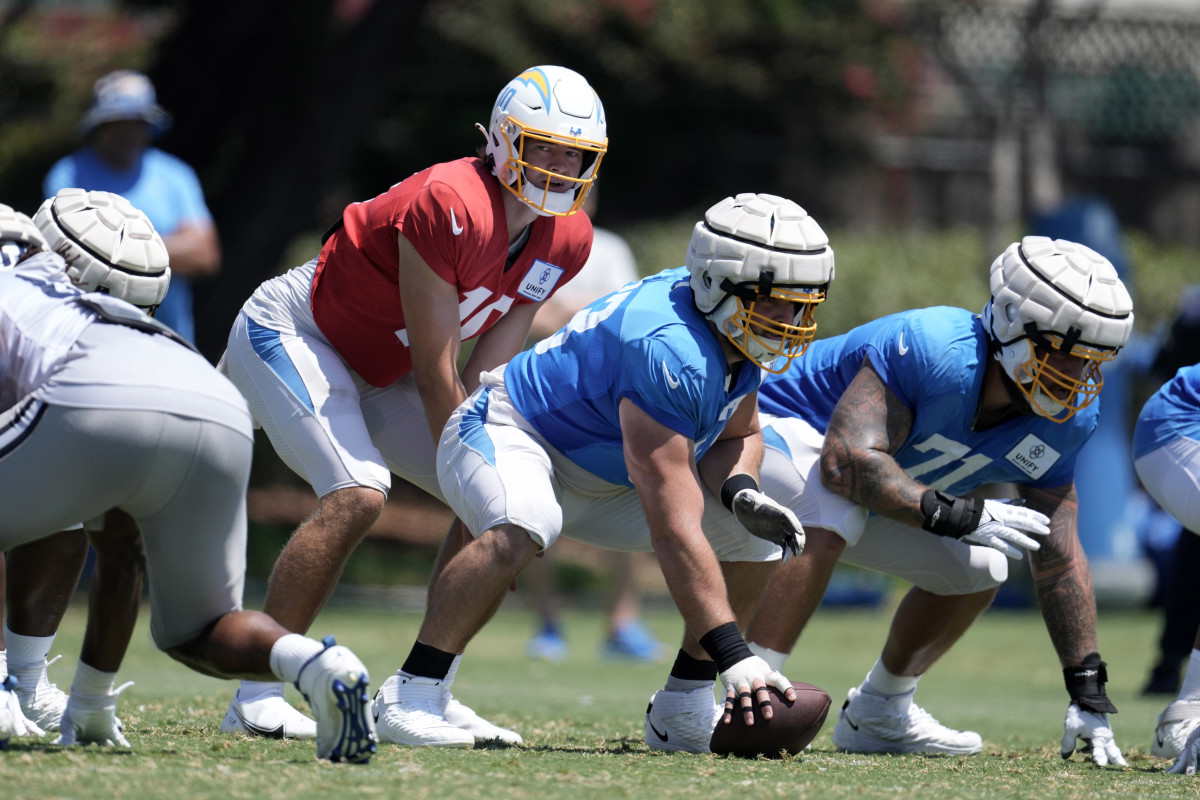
[
  {"xmin": 961, "ymin": 499, "xmax": 1049, "ymax": 560},
  {"xmin": 1169, "ymin": 725, "xmax": 1200, "ymax": 775},
  {"xmin": 731, "ymin": 489, "xmax": 805, "ymax": 559},
  {"xmin": 1061, "ymin": 703, "xmax": 1126, "ymax": 767},
  {"xmin": 719, "ymin": 655, "xmax": 796, "ymax": 726},
  {"xmin": 0, "ymin": 679, "xmax": 46, "ymax": 741}
]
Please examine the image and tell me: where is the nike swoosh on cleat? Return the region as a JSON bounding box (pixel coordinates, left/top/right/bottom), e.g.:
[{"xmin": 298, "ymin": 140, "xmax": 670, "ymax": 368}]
[
  {"xmin": 648, "ymin": 718, "xmax": 669, "ymax": 742},
  {"xmin": 843, "ymin": 713, "xmax": 860, "ymax": 732},
  {"xmin": 231, "ymin": 708, "xmax": 286, "ymax": 739},
  {"xmin": 1157, "ymin": 733, "xmax": 1166, "ymax": 748}
]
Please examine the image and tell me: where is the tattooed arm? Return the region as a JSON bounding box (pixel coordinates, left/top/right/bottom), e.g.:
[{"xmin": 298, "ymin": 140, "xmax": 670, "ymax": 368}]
[
  {"xmin": 818, "ymin": 357, "xmax": 925, "ymax": 526},
  {"xmin": 1019, "ymin": 482, "xmax": 1099, "ymax": 667}
]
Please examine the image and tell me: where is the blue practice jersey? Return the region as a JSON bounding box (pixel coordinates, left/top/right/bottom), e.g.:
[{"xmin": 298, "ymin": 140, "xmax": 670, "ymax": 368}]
[
  {"xmin": 505, "ymin": 267, "xmax": 761, "ymax": 487},
  {"xmin": 758, "ymin": 306, "xmax": 1097, "ymax": 493},
  {"xmin": 1133, "ymin": 363, "xmax": 1200, "ymax": 459}
]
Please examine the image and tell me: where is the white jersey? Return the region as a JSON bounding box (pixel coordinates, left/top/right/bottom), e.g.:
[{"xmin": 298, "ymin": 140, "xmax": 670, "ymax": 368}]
[{"xmin": 0, "ymin": 256, "xmax": 250, "ymax": 434}]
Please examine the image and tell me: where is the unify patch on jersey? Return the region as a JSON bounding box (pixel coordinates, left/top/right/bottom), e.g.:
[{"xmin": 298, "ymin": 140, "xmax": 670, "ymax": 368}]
[
  {"xmin": 518, "ymin": 259, "xmax": 564, "ymax": 302},
  {"xmin": 1004, "ymin": 433, "xmax": 1061, "ymax": 480}
]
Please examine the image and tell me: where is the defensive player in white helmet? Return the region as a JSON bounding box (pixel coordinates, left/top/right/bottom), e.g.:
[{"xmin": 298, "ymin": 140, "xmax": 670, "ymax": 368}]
[
  {"xmin": 217, "ymin": 65, "xmax": 606, "ymax": 742},
  {"xmin": 737, "ymin": 236, "xmax": 1132, "ymax": 763},
  {"xmin": 0, "ymin": 193, "xmax": 376, "ymax": 760},
  {"xmin": 376, "ymin": 193, "xmax": 832, "ymax": 750},
  {"xmin": 0, "ymin": 191, "xmax": 173, "ymax": 736}
]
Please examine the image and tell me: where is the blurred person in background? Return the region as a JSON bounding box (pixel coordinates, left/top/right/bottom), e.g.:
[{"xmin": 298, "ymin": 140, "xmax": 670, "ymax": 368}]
[
  {"xmin": 44, "ymin": 70, "xmax": 220, "ymax": 344},
  {"xmin": 216, "ymin": 66, "xmax": 607, "ymax": 744},
  {"xmin": 522, "ymin": 190, "xmax": 664, "ymax": 664}
]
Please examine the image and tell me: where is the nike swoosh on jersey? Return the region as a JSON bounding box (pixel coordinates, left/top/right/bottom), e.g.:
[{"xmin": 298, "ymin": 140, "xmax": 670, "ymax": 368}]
[
  {"xmin": 450, "ymin": 207, "xmax": 464, "ymax": 236},
  {"xmin": 898, "ymin": 331, "xmax": 910, "ymax": 356},
  {"xmin": 662, "ymin": 359, "xmax": 681, "ymax": 390}
]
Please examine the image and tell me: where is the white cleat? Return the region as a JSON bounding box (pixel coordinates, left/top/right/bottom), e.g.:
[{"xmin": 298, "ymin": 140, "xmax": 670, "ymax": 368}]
[
  {"xmin": 372, "ymin": 674, "xmax": 474, "ymax": 748},
  {"xmin": 443, "ymin": 693, "xmax": 522, "ymax": 745},
  {"xmin": 644, "ymin": 687, "xmax": 722, "ymax": 754},
  {"xmin": 1, "ymin": 675, "xmax": 46, "ymax": 748},
  {"xmin": 294, "ymin": 636, "xmax": 377, "ymax": 763},
  {"xmin": 52, "ymin": 682, "xmax": 134, "ymax": 747},
  {"xmin": 831, "ymin": 686, "xmax": 982, "ymax": 756},
  {"xmin": 220, "ymin": 684, "xmax": 317, "ymax": 739},
  {"xmin": 1152, "ymin": 699, "xmax": 1200, "ymax": 760},
  {"xmin": 10, "ymin": 655, "xmax": 69, "ymax": 732}
]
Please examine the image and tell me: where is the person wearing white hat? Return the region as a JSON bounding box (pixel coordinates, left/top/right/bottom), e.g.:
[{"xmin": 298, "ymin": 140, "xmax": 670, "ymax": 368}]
[{"xmin": 43, "ymin": 70, "xmax": 220, "ymax": 344}]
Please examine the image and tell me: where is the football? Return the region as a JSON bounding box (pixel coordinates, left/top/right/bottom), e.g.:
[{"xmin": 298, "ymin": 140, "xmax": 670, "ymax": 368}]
[{"xmin": 708, "ymin": 681, "xmax": 832, "ymax": 758}]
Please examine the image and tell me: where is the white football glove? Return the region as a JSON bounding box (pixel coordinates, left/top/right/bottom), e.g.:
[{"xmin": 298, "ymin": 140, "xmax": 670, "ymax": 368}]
[
  {"xmin": 718, "ymin": 654, "xmax": 793, "ymax": 725},
  {"xmin": 53, "ymin": 682, "xmax": 133, "ymax": 747},
  {"xmin": 1061, "ymin": 703, "xmax": 1126, "ymax": 767},
  {"xmin": 731, "ymin": 489, "xmax": 805, "ymax": 560},
  {"xmin": 960, "ymin": 499, "xmax": 1049, "ymax": 560},
  {"xmin": 1, "ymin": 678, "xmax": 46, "ymax": 743},
  {"xmin": 1169, "ymin": 724, "xmax": 1200, "ymax": 775}
]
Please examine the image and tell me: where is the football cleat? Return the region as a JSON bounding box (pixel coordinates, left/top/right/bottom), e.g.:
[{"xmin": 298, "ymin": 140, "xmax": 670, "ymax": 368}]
[
  {"xmin": 220, "ymin": 683, "xmax": 317, "ymax": 739},
  {"xmin": 831, "ymin": 686, "xmax": 982, "ymax": 756},
  {"xmin": 1, "ymin": 674, "xmax": 46, "ymax": 748},
  {"xmin": 526, "ymin": 623, "xmax": 568, "ymax": 663},
  {"xmin": 294, "ymin": 636, "xmax": 376, "ymax": 763},
  {"xmin": 1152, "ymin": 699, "xmax": 1200, "ymax": 760},
  {"xmin": 644, "ymin": 687, "xmax": 722, "ymax": 753},
  {"xmin": 10, "ymin": 655, "xmax": 70, "ymax": 732},
  {"xmin": 372, "ymin": 674, "xmax": 474, "ymax": 748},
  {"xmin": 442, "ymin": 693, "xmax": 522, "ymax": 745},
  {"xmin": 52, "ymin": 681, "xmax": 134, "ymax": 747},
  {"xmin": 603, "ymin": 621, "xmax": 664, "ymax": 662}
]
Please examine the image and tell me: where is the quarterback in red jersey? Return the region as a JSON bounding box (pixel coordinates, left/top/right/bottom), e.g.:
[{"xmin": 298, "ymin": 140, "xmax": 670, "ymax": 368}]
[{"xmin": 218, "ymin": 65, "xmax": 607, "ymax": 744}]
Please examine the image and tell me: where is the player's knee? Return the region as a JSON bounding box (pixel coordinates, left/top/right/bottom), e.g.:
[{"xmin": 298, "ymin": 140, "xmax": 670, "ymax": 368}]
[
  {"xmin": 476, "ymin": 524, "xmax": 543, "ymax": 573},
  {"xmin": 315, "ymin": 485, "xmax": 386, "ymax": 529}
]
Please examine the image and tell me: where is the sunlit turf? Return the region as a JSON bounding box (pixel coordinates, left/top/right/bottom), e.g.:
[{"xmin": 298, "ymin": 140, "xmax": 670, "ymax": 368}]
[{"xmin": 0, "ymin": 596, "xmax": 1192, "ymax": 799}]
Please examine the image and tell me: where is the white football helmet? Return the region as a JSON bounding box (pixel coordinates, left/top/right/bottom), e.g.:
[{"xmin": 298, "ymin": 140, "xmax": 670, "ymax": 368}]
[
  {"xmin": 687, "ymin": 193, "xmax": 835, "ymax": 372},
  {"xmin": 34, "ymin": 188, "xmax": 171, "ymax": 313},
  {"xmin": 983, "ymin": 236, "xmax": 1133, "ymax": 421},
  {"xmin": 0, "ymin": 203, "xmax": 47, "ymax": 269},
  {"xmin": 478, "ymin": 65, "xmax": 607, "ymax": 217}
]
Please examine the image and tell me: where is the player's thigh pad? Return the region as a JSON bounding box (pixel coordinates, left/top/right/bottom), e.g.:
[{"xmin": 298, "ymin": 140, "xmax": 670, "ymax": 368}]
[
  {"xmin": 1135, "ymin": 437, "xmax": 1200, "ymax": 532},
  {"xmin": 223, "ymin": 311, "xmax": 390, "ymax": 497},
  {"xmin": 758, "ymin": 415, "xmax": 869, "ymax": 544},
  {"xmin": 128, "ymin": 417, "xmax": 254, "ymax": 649},
  {"xmin": 0, "ymin": 402, "xmax": 142, "ymax": 546},
  {"xmin": 361, "ymin": 374, "xmax": 443, "ymax": 502},
  {"xmin": 438, "ymin": 388, "xmax": 562, "ymax": 549},
  {"xmin": 842, "ymin": 515, "xmax": 1008, "ymax": 595}
]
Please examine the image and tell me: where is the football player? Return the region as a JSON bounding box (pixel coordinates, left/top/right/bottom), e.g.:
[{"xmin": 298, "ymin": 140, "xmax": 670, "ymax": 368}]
[
  {"xmin": 739, "ymin": 237, "xmax": 1132, "ymax": 765},
  {"xmin": 374, "ymin": 193, "xmax": 832, "ymax": 750},
  {"xmin": 0, "ymin": 191, "xmax": 376, "ymax": 762},
  {"xmin": 1134, "ymin": 362, "xmax": 1200, "ymax": 774},
  {"xmin": 217, "ymin": 66, "xmax": 607, "ymax": 742}
]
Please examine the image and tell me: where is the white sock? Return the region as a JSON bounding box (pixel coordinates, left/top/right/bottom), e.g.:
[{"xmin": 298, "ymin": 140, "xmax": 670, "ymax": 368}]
[
  {"xmin": 71, "ymin": 661, "xmax": 117, "ymax": 698},
  {"xmin": 442, "ymin": 655, "xmax": 463, "ymax": 691},
  {"xmin": 1179, "ymin": 649, "xmax": 1200, "ymax": 702},
  {"xmin": 748, "ymin": 641, "xmax": 789, "ymax": 673},
  {"xmin": 267, "ymin": 634, "xmax": 324, "ymax": 685},
  {"xmin": 3, "ymin": 625, "xmax": 55, "ymax": 669},
  {"xmin": 861, "ymin": 658, "xmax": 920, "ymax": 700}
]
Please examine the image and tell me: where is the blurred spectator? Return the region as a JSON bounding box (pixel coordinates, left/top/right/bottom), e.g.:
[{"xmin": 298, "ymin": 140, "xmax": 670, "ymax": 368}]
[
  {"xmin": 44, "ymin": 70, "xmax": 220, "ymax": 343},
  {"xmin": 523, "ymin": 191, "xmax": 664, "ymax": 663}
]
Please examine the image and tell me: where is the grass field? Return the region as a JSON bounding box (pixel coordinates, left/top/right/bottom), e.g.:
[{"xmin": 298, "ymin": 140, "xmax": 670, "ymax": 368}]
[{"xmin": 0, "ymin": 597, "xmax": 1193, "ymax": 800}]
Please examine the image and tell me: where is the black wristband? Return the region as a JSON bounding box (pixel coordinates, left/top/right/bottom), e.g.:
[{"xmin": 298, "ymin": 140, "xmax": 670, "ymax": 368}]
[
  {"xmin": 1063, "ymin": 652, "xmax": 1118, "ymax": 714},
  {"xmin": 698, "ymin": 621, "xmax": 754, "ymax": 673},
  {"xmin": 920, "ymin": 489, "xmax": 984, "ymax": 538},
  {"xmin": 721, "ymin": 473, "xmax": 759, "ymax": 512}
]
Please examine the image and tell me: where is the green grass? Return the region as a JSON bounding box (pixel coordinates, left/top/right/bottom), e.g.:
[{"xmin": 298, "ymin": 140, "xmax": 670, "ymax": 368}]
[{"xmin": 1, "ymin": 599, "xmax": 1193, "ymax": 799}]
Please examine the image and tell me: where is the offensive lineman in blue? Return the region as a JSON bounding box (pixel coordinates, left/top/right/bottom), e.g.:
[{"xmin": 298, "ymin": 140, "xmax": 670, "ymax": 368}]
[
  {"xmin": 371, "ymin": 194, "xmax": 835, "ymax": 751},
  {"xmin": 738, "ymin": 236, "xmax": 1134, "ymax": 764},
  {"xmin": 1134, "ymin": 363, "xmax": 1200, "ymax": 774}
]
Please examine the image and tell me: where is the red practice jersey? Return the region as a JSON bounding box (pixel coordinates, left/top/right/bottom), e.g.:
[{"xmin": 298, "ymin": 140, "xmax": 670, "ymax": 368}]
[{"xmin": 311, "ymin": 157, "xmax": 593, "ymax": 387}]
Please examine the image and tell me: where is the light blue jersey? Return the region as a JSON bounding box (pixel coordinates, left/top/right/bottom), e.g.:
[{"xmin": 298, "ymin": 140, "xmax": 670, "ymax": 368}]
[
  {"xmin": 758, "ymin": 306, "xmax": 1096, "ymax": 493},
  {"xmin": 505, "ymin": 267, "xmax": 760, "ymax": 487},
  {"xmin": 1133, "ymin": 363, "xmax": 1200, "ymax": 459}
]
